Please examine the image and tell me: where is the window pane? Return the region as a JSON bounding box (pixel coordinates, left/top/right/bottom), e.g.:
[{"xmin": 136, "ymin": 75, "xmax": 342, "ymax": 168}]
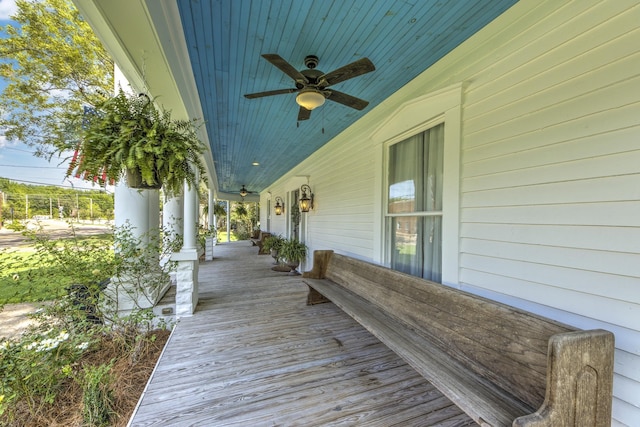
[
  {"xmin": 388, "ymin": 215, "xmax": 442, "ymax": 282},
  {"xmin": 387, "ymin": 124, "xmax": 443, "ymax": 213},
  {"xmin": 423, "ymin": 123, "xmax": 444, "ymax": 212},
  {"xmin": 422, "ymin": 215, "xmax": 442, "ymax": 282},
  {"xmin": 385, "ymin": 123, "xmax": 444, "ymax": 282},
  {"xmin": 388, "ymin": 216, "xmax": 420, "ymax": 276},
  {"xmin": 388, "ymin": 134, "xmax": 421, "ymax": 213}
]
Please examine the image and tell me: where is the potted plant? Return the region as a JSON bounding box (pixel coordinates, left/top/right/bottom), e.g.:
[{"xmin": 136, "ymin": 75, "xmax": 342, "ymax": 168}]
[
  {"xmin": 279, "ymin": 238, "xmax": 308, "ymax": 275},
  {"xmin": 263, "ymin": 234, "xmax": 285, "ymax": 265},
  {"xmin": 66, "ymin": 90, "xmax": 206, "ymax": 196}
]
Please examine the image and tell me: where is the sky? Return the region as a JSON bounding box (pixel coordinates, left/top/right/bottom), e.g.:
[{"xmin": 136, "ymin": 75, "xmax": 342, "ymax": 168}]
[{"xmin": 0, "ymin": 0, "xmax": 109, "ymax": 191}]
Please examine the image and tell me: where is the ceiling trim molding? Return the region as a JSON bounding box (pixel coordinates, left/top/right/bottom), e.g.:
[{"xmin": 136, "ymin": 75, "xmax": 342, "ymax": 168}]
[
  {"xmin": 370, "ymin": 82, "xmax": 464, "ymax": 145},
  {"xmin": 143, "ymin": 0, "xmax": 219, "ymax": 195},
  {"xmin": 216, "ymin": 192, "xmax": 260, "ymax": 203},
  {"xmin": 72, "ymin": 0, "xmax": 148, "ymax": 93}
]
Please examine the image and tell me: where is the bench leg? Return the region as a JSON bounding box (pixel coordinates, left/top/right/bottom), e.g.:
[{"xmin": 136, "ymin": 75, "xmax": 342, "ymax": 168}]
[{"xmin": 307, "ymin": 286, "xmax": 330, "ymax": 305}]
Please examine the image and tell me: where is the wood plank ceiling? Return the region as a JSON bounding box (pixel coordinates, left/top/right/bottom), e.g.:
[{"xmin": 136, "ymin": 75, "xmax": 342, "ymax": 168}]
[{"xmin": 175, "ymin": 0, "xmax": 518, "ymax": 196}]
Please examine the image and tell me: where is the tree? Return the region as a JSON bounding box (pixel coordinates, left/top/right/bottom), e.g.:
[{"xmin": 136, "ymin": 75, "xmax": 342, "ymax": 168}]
[
  {"xmin": 0, "ymin": 177, "xmax": 114, "ymax": 221},
  {"xmin": 0, "ymin": 0, "xmax": 113, "ymax": 158},
  {"xmin": 214, "ymin": 202, "xmax": 227, "ymax": 230}
]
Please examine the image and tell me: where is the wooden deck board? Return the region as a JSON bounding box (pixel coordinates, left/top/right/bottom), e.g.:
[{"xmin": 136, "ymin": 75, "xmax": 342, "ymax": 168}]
[{"xmin": 129, "ymin": 242, "xmax": 476, "ymax": 427}]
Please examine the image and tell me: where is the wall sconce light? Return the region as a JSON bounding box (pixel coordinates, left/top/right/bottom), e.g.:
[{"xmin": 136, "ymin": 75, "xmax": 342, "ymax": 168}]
[
  {"xmin": 274, "ymin": 196, "xmax": 284, "ymax": 215},
  {"xmin": 299, "ymin": 184, "xmax": 314, "ymax": 212}
]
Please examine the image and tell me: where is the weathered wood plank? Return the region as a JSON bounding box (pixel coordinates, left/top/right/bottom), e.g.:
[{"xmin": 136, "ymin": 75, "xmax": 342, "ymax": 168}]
[
  {"xmin": 129, "ymin": 241, "xmax": 476, "ymax": 426},
  {"xmin": 305, "ymin": 251, "xmax": 614, "ymax": 427}
]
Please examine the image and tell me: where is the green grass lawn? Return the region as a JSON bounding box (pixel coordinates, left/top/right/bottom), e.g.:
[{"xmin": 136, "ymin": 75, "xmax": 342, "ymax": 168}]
[
  {"xmin": 216, "ymin": 231, "xmax": 244, "ymax": 242},
  {"xmin": 0, "ymin": 233, "xmax": 114, "ymax": 304},
  {"xmin": 1, "ymin": 229, "xmax": 252, "ymax": 305},
  {"xmin": 1, "ymin": 249, "xmax": 68, "ymax": 303}
]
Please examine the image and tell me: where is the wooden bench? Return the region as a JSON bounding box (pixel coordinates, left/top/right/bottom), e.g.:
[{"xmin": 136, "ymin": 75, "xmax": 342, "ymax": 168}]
[
  {"xmin": 302, "ymin": 250, "xmax": 614, "ymax": 427},
  {"xmin": 250, "ymin": 231, "xmax": 271, "ymax": 254}
]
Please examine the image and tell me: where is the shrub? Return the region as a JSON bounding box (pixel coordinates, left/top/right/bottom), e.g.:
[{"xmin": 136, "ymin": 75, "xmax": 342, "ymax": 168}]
[
  {"xmin": 0, "ymin": 224, "xmax": 115, "ymax": 305},
  {"xmin": 81, "ymin": 362, "xmax": 115, "ymax": 427},
  {"xmin": 0, "ymin": 222, "xmax": 176, "ymax": 424},
  {"xmin": 0, "ymin": 315, "xmax": 95, "ymax": 420}
]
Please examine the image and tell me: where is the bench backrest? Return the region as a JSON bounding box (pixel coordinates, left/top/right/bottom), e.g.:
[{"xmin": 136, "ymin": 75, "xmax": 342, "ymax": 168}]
[{"xmin": 323, "ymin": 252, "xmax": 576, "ymax": 411}]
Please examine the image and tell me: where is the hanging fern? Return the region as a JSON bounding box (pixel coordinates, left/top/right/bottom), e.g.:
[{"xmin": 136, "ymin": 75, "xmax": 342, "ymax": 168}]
[{"xmin": 67, "ymin": 90, "xmax": 207, "ymax": 196}]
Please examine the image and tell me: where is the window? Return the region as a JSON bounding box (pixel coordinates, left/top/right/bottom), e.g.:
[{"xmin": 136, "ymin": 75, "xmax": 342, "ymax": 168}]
[{"xmin": 386, "ymin": 123, "xmax": 444, "ymax": 282}]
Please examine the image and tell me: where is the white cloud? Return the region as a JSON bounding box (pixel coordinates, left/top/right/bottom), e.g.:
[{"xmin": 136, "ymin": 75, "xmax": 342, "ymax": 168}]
[{"xmin": 0, "ymin": 0, "xmax": 17, "ymax": 20}]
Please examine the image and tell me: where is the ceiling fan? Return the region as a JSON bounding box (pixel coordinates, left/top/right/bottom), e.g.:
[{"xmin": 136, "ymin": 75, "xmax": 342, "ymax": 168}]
[
  {"xmin": 237, "ymin": 185, "xmax": 255, "ymax": 198},
  {"xmin": 244, "ymin": 54, "xmax": 375, "ymax": 121}
]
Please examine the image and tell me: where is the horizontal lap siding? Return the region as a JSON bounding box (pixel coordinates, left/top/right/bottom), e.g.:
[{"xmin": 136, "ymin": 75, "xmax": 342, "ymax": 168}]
[
  {"xmin": 459, "ymin": 1, "xmax": 640, "ymax": 425},
  {"xmin": 264, "ymin": 1, "xmax": 640, "ymax": 424},
  {"xmin": 305, "ymin": 137, "xmax": 376, "ymax": 258},
  {"xmin": 265, "ymin": 133, "xmax": 377, "ymax": 260}
]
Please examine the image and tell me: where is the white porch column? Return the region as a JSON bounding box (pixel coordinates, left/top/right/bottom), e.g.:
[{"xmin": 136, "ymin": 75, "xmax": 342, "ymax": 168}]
[
  {"xmin": 114, "ymin": 181, "xmax": 160, "ymax": 241},
  {"xmin": 226, "ymin": 200, "xmax": 231, "ymax": 242},
  {"xmin": 204, "ymin": 189, "xmax": 216, "ymax": 261},
  {"xmin": 183, "ymin": 180, "xmax": 197, "ymax": 250},
  {"xmin": 162, "ymin": 194, "xmax": 184, "ymax": 241},
  {"xmin": 207, "ymin": 189, "xmax": 215, "ymax": 230},
  {"xmin": 111, "ymin": 180, "xmax": 166, "ymax": 310},
  {"xmin": 172, "ymin": 179, "xmax": 199, "ymax": 317}
]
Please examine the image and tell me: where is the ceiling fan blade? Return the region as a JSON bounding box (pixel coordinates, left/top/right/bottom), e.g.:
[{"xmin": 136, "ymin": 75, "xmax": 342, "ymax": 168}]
[
  {"xmin": 320, "ymin": 58, "xmax": 375, "ymax": 87},
  {"xmin": 262, "ymin": 54, "xmax": 309, "ymax": 84},
  {"xmin": 244, "ymin": 88, "xmax": 298, "ymax": 99},
  {"xmin": 297, "ymin": 106, "xmax": 311, "ymax": 121},
  {"xmin": 326, "ymin": 90, "xmax": 369, "ymax": 110}
]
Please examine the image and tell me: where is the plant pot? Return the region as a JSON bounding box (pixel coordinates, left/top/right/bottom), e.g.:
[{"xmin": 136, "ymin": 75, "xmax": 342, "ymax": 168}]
[
  {"xmin": 270, "ymin": 249, "xmax": 279, "ymax": 265},
  {"xmin": 286, "ymin": 260, "xmax": 300, "ymax": 275},
  {"xmin": 126, "ymin": 168, "xmax": 162, "ymax": 190}
]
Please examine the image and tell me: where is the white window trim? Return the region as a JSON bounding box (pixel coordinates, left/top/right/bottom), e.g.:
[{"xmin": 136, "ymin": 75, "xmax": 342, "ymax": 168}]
[{"xmin": 371, "ymin": 82, "xmax": 463, "ymax": 286}]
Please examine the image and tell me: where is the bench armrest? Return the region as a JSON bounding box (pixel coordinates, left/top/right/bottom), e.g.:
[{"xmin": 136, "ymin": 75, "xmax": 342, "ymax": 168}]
[
  {"xmin": 513, "ymin": 329, "xmax": 614, "ymax": 427},
  {"xmin": 302, "ymin": 250, "xmax": 334, "ymax": 279}
]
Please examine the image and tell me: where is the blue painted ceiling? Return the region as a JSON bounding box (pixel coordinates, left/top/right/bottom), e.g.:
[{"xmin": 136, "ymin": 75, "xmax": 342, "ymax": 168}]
[{"xmin": 176, "ymin": 0, "xmax": 518, "ymax": 196}]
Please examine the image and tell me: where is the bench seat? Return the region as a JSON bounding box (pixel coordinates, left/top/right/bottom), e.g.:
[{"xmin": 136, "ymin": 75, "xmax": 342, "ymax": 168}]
[
  {"xmin": 302, "ymin": 250, "xmax": 614, "ymax": 427},
  {"xmin": 250, "ymin": 231, "xmax": 271, "ymax": 254}
]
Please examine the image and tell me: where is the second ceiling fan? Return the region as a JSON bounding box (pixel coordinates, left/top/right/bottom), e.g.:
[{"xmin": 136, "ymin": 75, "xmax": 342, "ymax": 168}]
[{"xmin": 244, "ymin": 54, "xmax": 375, "ymax": 121}]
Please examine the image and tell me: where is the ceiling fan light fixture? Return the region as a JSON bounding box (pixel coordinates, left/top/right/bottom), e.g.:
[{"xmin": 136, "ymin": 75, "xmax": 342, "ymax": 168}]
[{"xmin": 296, "ymin": 89, "xmax": 325, "ymax": 110}]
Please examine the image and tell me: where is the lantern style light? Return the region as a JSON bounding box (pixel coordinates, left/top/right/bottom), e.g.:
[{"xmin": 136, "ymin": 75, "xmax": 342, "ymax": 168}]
[
  {"xmin": 299, "ymin": 184, "xmax": 314, "ymax": 212},
  {"xmin": 274, "ymin": 196, "xmax": 284, "ymax": 215}
]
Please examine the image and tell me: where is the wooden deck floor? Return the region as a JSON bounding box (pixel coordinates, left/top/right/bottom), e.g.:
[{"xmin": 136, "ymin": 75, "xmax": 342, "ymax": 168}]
[{"xmin": 129, "ymin": 242, "xmax": 476, "ymax": 427}]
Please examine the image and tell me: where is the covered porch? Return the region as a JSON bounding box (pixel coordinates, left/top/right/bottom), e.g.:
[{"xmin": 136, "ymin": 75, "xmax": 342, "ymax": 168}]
[{"xmin": 130, "ymin": 241, "xmax": 475, "ymax": 426}]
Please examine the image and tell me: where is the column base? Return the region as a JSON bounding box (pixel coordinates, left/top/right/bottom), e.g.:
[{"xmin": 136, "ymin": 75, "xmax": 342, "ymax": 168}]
[{"xmin": 171, "ymin": 249, "xmax": 199, "ymax": 317}]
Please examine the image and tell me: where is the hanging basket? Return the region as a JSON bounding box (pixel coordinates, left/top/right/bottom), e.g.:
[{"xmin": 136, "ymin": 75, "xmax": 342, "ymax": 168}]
[{"xmin": 126, "ymin": 168, "xmax": 162, "ymax": 190}]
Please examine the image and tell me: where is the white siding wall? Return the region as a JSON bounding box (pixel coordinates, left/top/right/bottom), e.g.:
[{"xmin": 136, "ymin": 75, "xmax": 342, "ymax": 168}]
[
  {"xmin": 261, "ymin": 1, "xmax": 640, "ymax": 424},
  {"xmin": 263, "ymin": 131, "xmax": 378, "ymax": 261},
  {"xmin": 458, "ymin": 2, "xmax": 640, "ymax": 425}
]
